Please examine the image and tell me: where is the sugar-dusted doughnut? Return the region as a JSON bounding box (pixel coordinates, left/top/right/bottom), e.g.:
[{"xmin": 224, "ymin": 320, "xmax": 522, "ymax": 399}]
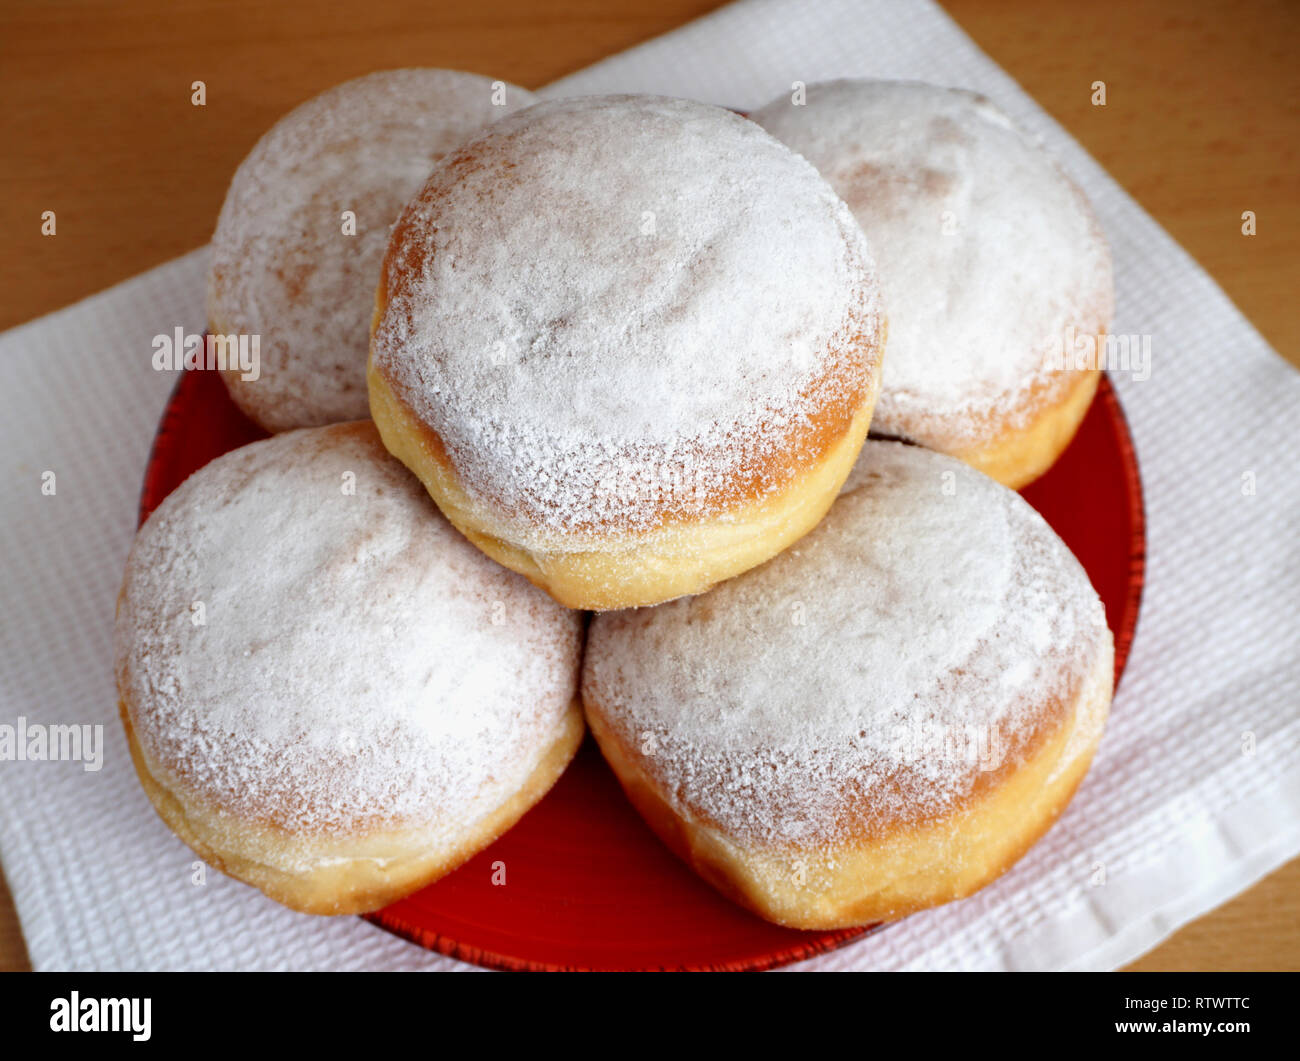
[
  {"xmin": 369, "ymin": 94, "xmax": 886, "ymax": 611},
  {"xmin": 583, "ymin": 440, "xmax": 1113, "ymax": 929},
  {"xmin": 208, "ymin": 69, "xmax": 536, "ymax": 432},
  {"xmin": 753, "ymin": 80, "xmax": 1114, "ymax": 488},
  {"xmin": 114, "ymin": 421, "xmax": 584, "ymax": 914}
]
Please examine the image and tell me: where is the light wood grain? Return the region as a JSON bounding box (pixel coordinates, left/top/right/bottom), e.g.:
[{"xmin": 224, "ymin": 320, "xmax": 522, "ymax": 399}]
[{"xmin": 0, "ymin": 0, "xmax": 1295, "ymax": 972}]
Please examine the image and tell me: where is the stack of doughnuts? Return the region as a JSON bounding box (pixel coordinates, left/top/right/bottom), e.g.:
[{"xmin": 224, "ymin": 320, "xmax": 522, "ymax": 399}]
[{"xmin": 116, "ymin": 71, "xmax": 1117, "ymax": 931}]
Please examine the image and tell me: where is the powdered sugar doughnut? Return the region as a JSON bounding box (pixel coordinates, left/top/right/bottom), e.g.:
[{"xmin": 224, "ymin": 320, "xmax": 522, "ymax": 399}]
[
  {"xmin": 753, "ymin": 80, "xmax": 1114, "ymax": 488},
  {"xmin": 114, "ymin": 421, "xmax": 583, "ymax": 915},
  {"xmin": 583, "ymin": 440, "xmax": 1113, "ymax": 928},
  {"xmin": 369, "ymin": 94, "xmax": 885, "ymax": 611},
  {"xmin": 208, "ymin": 69, "xmax": 536, "ymax": 433}
]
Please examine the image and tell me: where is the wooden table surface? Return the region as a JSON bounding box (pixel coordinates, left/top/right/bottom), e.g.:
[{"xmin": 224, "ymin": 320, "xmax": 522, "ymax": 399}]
[{"xmin": 0, "ymin": 0, "xmax": 1296, "ymax": 971}]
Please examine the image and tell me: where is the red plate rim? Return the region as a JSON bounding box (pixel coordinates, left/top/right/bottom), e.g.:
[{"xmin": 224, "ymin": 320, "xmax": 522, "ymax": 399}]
[
  {"xmin": 1092, "ymin": 374, "xmax": 1145, "ymax": 679},
  {"xmin": 362, "ymin": 902, "xmax": 876, "ymax": 973}
]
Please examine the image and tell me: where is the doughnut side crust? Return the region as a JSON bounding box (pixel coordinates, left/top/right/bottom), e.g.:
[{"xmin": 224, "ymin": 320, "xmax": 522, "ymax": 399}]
[
  {"xmin": 585, "ymin": 634, "xmax": 1111, "ymax": 929},
  {"xmin": 122, "ymin": 697, "xmax": 584, "ymax": 916},
  {"xmin": 908, "ymin": 365, "xmax": 1100, "ymax": 490},
  {"xmin": 369, "ymin": 353, "xmax": 880, "ymax": 610}
]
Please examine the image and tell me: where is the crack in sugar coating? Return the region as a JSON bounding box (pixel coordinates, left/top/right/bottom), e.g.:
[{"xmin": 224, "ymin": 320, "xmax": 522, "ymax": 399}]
[
  {"xmin": 208, "ymin": 69, "xmax": 537, "ymax": 432},
  {"xmin": 753, "ymin": 80, "xmax": 1114, "ymax": 450},
  {"xmin": 372, "ymin": 94, "xmax": 883, "ymax": 544},
  {"xmin": 584, "ymin": 441, "xmax": 1107, "ymax": 847},
  {"xmin": 115, "ymin": 423, "xmax": 582, "ymax": 838}
]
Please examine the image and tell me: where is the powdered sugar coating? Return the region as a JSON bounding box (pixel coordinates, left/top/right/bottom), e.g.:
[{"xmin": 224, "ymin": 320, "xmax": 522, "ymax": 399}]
[
  {"xmin": 753, "ymin": 80, "xmax": 1114, "ymax": 449},
  {"xmin": 115, "ymin": 422, "xmax": 582, "ymax": 838},
  {"xmin": 584, "ymin": 440, "xmax": 1108, "ymax": 847},
  {"xmin": 208, "ymin": 69, "xmax": 536, "ymax": 432},
  {"xmin": 372, "ymin": 94, "xmax": 883, "ymax": 543}
]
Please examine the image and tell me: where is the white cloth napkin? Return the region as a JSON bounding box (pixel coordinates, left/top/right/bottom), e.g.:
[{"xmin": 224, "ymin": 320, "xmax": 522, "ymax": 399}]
[{"xmin": 2, "ymin": 0, "xmax": 1297, "ymax": 972}]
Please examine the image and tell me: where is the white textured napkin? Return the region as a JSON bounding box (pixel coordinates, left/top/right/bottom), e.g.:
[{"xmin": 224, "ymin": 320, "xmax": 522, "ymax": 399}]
[{"xmin": 2, "ymin": 0, "xmax": 1297, "ymax": 972}]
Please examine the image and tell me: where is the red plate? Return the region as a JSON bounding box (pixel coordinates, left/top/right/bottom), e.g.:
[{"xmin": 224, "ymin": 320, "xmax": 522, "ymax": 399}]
[{"xmin": 139, "ymin": 368, "xmax": 1144, "ymax": 971}]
